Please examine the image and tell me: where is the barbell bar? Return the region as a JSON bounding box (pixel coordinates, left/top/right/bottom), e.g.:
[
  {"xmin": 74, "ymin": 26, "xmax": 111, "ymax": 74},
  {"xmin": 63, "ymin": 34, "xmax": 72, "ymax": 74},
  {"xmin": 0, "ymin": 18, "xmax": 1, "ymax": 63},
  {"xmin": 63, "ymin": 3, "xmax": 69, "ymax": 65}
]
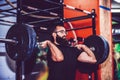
[
  {"xmin": 0, "ymin": 24, "xmax": 110, "ymax": 64},
  {"xmin": 0, "ymin": 38, "xmax": 18, "ymax": 44}
]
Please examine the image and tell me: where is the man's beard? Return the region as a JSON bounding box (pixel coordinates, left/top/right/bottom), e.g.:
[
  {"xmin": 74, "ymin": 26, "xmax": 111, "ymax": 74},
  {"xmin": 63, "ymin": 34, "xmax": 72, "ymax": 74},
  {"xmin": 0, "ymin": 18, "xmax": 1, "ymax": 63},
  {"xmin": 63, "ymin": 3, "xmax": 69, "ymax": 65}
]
[{"xmin": 56, "ymin": 35, "xmax": 70, "ymax": 46}]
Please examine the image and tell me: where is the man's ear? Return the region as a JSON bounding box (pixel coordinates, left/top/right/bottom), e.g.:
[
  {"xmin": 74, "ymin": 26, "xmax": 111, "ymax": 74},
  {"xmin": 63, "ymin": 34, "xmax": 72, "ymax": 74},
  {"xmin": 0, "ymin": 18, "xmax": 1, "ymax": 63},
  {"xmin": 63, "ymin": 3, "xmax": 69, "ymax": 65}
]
[{"xmin": 52, "ymin": 32, "xmax": 56, "ymax": 37}]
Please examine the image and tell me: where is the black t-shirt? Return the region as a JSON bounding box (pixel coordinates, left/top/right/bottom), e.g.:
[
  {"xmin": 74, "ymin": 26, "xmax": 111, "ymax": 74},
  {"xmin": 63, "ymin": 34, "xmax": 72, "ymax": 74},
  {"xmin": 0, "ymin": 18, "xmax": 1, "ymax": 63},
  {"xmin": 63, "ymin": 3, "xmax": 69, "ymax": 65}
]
[{"xmin": 47, "ymin": 45, "xmax": 82, "ymax": 80}]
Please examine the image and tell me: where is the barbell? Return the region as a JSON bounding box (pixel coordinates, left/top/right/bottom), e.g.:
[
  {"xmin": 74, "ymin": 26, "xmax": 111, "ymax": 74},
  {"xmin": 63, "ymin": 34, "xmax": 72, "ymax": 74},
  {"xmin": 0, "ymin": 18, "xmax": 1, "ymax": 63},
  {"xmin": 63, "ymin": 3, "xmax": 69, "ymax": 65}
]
[{"xmin": 0, "ymin": 23, "xmax": 109, "ymax": 74}]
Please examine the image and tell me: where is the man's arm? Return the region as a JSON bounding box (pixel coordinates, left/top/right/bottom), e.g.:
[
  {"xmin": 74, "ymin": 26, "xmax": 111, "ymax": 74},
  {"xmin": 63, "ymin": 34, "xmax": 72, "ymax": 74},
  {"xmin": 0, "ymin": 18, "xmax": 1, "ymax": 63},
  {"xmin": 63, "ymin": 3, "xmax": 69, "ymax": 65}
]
[
  {"xmin": 76, "ymin": 44, "xmax": 97, "ymax": 64},
  {"xmin": 39, "ymin": 40, "xmax": 64, "ymax": 62}
]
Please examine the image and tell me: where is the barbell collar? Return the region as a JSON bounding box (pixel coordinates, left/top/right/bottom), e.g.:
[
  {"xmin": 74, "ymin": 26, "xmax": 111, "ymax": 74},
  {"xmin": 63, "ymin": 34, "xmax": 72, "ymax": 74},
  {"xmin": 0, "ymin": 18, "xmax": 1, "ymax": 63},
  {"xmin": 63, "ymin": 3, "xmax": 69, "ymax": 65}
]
[{"xmin": 89, "ymin": 47, "xmax": 95, "ymax": 51}]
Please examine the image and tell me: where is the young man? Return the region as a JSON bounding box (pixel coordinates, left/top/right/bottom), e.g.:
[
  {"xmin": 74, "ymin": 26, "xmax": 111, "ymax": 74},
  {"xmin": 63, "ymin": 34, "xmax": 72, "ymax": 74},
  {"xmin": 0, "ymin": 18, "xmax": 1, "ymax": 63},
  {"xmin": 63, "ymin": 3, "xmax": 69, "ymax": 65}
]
[{"xmin": 40, "ymin": 25, "xmax": 97, "ymax": 80}]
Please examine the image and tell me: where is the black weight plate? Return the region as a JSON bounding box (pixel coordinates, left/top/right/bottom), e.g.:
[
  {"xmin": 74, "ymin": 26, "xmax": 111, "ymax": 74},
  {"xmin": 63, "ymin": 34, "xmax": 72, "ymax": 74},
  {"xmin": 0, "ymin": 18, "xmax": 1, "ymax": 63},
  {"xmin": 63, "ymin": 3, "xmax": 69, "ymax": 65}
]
[
  {"xmin": 24, "ymin": 24, "xmax": 38, "ymax": 74},
  {"xmin": 78, "ymin": 35, "xmax": 109, "ymax": 73},
  {"xmin": 84, "ymin": 35, "xmax": 109, "ymax": 64},
  {"xmin": 98, "ymin": 36, "xmax": 109, "ymax": 64},
  {"xmin": 25, "ymin": 24, "xmax": 37, "ymax": 61},
  {"xmin": 6, "ymin": 23, "xmax": 36, "ymax": 61},
  {"xmin": 5, "ymin": 53, "xmax": 16, "ymax": 72}
]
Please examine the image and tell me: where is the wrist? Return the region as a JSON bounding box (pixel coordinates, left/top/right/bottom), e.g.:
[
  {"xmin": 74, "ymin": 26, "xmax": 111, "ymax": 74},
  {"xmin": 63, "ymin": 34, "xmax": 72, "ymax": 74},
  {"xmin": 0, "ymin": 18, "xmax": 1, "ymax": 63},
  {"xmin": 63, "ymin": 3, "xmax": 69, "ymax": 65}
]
[{"xmin": 46, "ymin": 40, "xmax": 51, "ymax": 46}]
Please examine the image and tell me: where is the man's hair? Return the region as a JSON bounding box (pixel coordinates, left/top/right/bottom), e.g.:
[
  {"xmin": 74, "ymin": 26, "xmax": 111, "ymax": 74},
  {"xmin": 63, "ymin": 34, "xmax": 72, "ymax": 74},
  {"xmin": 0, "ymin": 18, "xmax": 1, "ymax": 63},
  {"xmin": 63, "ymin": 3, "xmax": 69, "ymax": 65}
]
[
  {"xmin": 53, "ymin": 25, "xmax": 64, "ymax": 33},
  {"xmin": 50, "ymin": 22, "xmax": 64, "ymax": 34}
]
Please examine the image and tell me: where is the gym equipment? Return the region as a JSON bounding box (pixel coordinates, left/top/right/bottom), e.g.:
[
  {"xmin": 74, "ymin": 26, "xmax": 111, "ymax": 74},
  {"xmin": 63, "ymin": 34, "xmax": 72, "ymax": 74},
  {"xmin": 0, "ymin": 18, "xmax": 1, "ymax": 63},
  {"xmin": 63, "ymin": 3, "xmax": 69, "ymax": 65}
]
[
  {"xmin": 0, "ymin": 24, "xmax": 110, "ymax": 80},
  {"xmin": 84, "ymin": 35, "xmax": 109, "ymax": 65},
  {"xmin": 0, "ymin": 32, "xmax": 109, "ymax": 65},
  {"xmin": 5, "ymin": 24, "xmax": 37, "ymax": 61},
  {"xmin": 0, "ymin": 23, "xmax": 37, "ymax": 80},
  {"xmin": 0, "ymin": 1, "xmax": 109, "ymax": 80}
]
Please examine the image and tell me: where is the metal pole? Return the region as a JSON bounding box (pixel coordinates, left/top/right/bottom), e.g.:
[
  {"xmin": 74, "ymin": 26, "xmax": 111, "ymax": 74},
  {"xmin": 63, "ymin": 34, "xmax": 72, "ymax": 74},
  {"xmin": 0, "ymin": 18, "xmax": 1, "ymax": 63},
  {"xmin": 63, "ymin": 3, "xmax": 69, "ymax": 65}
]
[
  {"xmin": 16, "ymin": 0, "xmax": 24, "ymax": 80},
  {"xmin": 16, "ymin": 60, "xmax": 22, "ymax": 80},
  {"xmin": 59, "ymin": 0, "xmax": 64, "ymax": 24},
  {"xmin": 94, "ymin": 69, "xmax": 98, "ymax": 80},
  {"xmin": 92, "ymin": 9, "xmax": 96, "ymax": 35},
  {"xmin": 91, "ymin": 9, "xmax": 98, "ymax": 80},
  {"xmin": 17, "ymin": 0, "xmax": 22, "ymax": 24},
  {"xmin": 88, "ymin": 73, "xmax": 92, "ymax": 80}
]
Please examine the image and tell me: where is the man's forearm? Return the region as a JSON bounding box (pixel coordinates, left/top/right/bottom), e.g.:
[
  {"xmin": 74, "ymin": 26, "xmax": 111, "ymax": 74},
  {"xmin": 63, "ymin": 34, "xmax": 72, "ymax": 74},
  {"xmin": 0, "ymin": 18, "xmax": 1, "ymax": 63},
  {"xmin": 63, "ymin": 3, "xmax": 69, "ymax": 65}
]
[
  {"xmin": 77, "ymin": 45, "xmax": 97, "ymax": 63},
  {"xmin": 47, "ymin": 41, "xmax": 64, "ymax": 62}
]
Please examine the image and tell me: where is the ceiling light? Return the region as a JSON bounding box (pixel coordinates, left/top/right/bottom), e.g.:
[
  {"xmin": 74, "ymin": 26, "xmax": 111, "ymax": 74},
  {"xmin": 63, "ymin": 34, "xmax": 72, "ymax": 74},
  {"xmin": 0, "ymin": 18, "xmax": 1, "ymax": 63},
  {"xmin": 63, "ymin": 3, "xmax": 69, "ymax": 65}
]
[{"xmin": 114, "ymin": 0, "xmax": 120, "ymax": 3}]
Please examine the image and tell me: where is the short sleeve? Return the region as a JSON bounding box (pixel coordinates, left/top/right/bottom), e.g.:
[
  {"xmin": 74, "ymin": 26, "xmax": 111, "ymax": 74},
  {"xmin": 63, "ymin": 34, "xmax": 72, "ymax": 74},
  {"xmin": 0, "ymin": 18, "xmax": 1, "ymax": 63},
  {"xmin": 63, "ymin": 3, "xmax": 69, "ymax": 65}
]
[{"xmin": 73, "ymin": 47, "xmax": 83, "ymax": 57}]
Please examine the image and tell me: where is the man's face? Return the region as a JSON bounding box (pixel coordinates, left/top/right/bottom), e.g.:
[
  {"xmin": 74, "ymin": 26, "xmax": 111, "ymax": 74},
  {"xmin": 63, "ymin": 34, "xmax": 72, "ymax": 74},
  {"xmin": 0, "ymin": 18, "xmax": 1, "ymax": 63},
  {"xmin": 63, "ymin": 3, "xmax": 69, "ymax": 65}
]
[
  {"xmin": 55, "ymin": 26, "xmax": 67, "ymax": 39},
  {"xmin": 52, "ymin": 26, "xmax": 68, "ymax": 45}
]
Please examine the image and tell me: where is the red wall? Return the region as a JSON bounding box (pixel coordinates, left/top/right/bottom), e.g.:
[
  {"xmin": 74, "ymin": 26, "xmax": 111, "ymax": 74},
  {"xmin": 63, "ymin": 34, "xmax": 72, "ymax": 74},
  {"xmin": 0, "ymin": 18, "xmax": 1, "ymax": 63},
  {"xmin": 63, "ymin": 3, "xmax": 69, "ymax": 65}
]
[
  {"xmin": 64, "ymin": 0, "xmax": 100, "ymax": 38},
  {"xmin": 64, "ymin": 0, "xmax": 100, "ymax": 80}
]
